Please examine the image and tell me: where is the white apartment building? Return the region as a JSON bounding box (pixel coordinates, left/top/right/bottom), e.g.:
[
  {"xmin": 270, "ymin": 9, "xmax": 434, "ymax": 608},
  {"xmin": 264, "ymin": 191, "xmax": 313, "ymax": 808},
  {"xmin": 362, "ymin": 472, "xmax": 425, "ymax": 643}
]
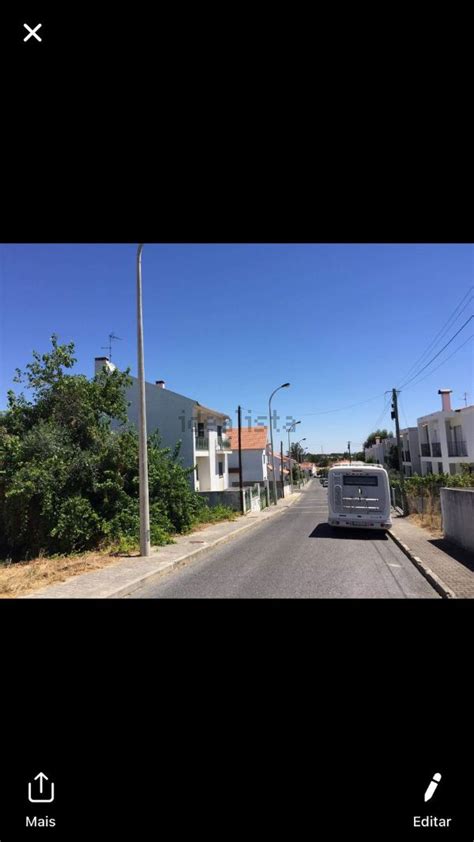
[
  {"xmin": 417, "ymin": 389, "xmax": 474, "ymax": 476},
  {"xmin": 400, "ymin": 427, "xmax": 421, "ymax": 477},
  {"xmin": 364, "ymin": 435, "xmax": 397, "ymax": 466},
  {"xmin": 95, "ymin": 357, "xmax": 232, "ymax": 493}
]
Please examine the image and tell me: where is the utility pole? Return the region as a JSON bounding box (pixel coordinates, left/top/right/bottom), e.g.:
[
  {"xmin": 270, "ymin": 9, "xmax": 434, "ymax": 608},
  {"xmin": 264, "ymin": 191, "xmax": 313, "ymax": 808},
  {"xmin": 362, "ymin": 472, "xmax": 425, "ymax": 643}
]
[
  {"xmin": 391, "ymin": 388, "xmax": 407, "ymax": 515},
  {"xmin": 280, "ymin": 441, "xmax": 284, "ymax": 489},
  {"xmin": 287, "ymin": 420, "xmax": 301, "ymax": 494},
  {"xmin": 137, "ymin": 244, "xmax": 151, "ymax": 556},
  {"xmin": 238, "ymin": 406, "xmax": 244, "ymax": 513},
  {"xmin": 347, "ymin": 441, "xmax": 351, "ymax": 464}
]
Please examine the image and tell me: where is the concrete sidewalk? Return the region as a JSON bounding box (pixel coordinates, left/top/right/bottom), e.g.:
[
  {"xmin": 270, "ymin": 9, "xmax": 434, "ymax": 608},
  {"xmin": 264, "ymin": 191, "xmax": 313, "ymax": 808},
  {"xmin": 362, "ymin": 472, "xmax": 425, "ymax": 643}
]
[
  {"xmin": 388, "ymin": 512, "xmax": 474, "ymax": 599},
  {"xmin": 20, "ymin": 489, "xmax": 304, "ymax": 599}
]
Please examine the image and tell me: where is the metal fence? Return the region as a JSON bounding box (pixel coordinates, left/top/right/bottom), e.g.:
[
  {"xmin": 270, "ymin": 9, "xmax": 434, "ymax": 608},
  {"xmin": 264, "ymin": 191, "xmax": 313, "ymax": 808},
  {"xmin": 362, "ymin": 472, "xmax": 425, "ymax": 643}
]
[
  {"xmin": 391, "ymin": 484, "xmax": 403, "ymax": 510},
  {"xmin": 390, "ymin": 481, "xmax": 443, "ymax": 530}
]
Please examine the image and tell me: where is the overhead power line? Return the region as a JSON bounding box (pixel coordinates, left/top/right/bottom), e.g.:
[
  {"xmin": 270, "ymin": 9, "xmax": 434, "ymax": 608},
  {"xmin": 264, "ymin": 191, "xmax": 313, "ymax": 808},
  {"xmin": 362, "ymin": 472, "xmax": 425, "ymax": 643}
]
[
  {"xmin": 396, "ymin": 286, "xmax": 473, "ymax": 388},
  {"xmin": 373, "ymin": 396, "xmax": 391, "ymax": 430},
  {"xmin": 293, "ymin": 297, "xmax": 472, "ymax": 424},
  {"xmin": 398, "ymin": 315, "xmax": 473, "ymax": 390},
  {"xmin": 299, "ymin": 391, "xmax": 385, "ymax": 418},
  {"xmin": 399, "ymin": 393, "xmax": 410, "ymax": 429},
  {"xmin": 402, "ymin": 333, "xmax": 474, "ymax": 393}
]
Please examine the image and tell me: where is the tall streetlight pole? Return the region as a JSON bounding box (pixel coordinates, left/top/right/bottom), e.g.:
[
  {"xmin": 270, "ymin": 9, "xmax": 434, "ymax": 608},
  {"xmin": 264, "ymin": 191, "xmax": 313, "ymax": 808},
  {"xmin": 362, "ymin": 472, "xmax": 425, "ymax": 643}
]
[
  {"xmin": 269, "ymin": 382, "xmax": 290, "ymax": 504},
  {"xmin": 137, "ymin": 243, "xmax": 151, "ymax": 557},
  {"xmin": 287, "ymin": 420, "xmax": 301, "ymax": 494}
]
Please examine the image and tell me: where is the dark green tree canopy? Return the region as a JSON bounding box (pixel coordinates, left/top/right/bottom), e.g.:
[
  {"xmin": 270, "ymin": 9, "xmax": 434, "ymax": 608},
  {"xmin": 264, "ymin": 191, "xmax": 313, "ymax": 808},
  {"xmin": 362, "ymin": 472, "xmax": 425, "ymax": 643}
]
[
  {"xmin": 363, "ymin": 429, "xmax": 392, "ymax": 450},
  {"xmin": 0, "ymin": 337, "xmax": 206, "ymax": 559}
]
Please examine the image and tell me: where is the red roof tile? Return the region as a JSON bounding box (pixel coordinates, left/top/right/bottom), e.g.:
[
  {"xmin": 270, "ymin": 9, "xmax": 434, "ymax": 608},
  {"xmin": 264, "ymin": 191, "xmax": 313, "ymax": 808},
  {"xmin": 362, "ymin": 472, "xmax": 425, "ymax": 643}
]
[{"xmin": 227, "ymin": 426, "xmax": 268, "ymax": 450}]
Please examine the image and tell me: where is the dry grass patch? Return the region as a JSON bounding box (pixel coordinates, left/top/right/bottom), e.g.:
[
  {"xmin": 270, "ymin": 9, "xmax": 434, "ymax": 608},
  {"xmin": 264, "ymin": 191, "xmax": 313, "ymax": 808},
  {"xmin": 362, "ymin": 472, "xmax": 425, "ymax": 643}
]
[
  {"xmin": 406, "ymin": 513, "xmax": 443, "ymax": 539},
  {"xmin": 0, "ymin": 510, "xmax": 241, "ymax": 598},
  {"xmin": 0, "ymin": 551, "xmax": 138, "ymax": 599}
]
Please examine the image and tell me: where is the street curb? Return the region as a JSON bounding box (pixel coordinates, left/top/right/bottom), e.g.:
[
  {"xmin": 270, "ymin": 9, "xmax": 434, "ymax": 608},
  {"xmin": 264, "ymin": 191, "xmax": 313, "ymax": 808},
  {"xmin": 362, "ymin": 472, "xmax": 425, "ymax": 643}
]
[
  {"xmin": 19, "ymin": 489, "xmax": 305, "ymax": 599},
  {"xmin": 109, "ymin": 491, "xmax": 303, "ymax": 599},
  {"xmin": 387, "ymin": 529, "xmax": 456, "ymax": 599}
]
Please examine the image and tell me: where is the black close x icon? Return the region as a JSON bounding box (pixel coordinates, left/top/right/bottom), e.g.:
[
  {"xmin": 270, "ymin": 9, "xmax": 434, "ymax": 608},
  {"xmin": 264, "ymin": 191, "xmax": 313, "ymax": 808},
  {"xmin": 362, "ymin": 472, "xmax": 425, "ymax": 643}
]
[{"xmin": 23, "ymin": 23, "xmax": 42, "ymax": 42}]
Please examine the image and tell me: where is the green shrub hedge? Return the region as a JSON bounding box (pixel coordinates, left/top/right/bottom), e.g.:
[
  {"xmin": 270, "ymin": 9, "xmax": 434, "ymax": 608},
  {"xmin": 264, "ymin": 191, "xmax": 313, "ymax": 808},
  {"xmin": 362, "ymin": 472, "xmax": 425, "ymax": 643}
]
[{"xmin": 0, "ymin": 336, "xmax": 233, "ymax": 559}]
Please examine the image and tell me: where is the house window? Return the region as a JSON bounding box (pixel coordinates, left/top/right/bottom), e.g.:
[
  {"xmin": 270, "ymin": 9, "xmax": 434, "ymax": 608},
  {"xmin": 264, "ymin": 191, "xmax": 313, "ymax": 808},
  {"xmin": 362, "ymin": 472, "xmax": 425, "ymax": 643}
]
[
  {"xmin": 438, "ymin": 462, "xmax": 443, "ymax": 474},
  {"xmin": 218, "ymin": 461, "xmax": 224, "ymax": 477},
  {"xmin": 449, "ymin": 463, "xmax": 457, "ymax": 476},
  {"xmin": 217, "ymin": 425, "xmax": 222, "ymax": 438},
  {"xmin": 198, "ymin": 422, "xmax": 205, "ymax": 439}
]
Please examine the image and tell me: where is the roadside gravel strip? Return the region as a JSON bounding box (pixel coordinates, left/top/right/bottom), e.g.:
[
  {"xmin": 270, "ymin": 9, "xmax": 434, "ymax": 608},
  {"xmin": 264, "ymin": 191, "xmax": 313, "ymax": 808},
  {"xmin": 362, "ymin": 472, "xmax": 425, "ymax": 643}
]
[{"xmin": 20, "ymin": 492, "xmax": 304, "ymax": 599}]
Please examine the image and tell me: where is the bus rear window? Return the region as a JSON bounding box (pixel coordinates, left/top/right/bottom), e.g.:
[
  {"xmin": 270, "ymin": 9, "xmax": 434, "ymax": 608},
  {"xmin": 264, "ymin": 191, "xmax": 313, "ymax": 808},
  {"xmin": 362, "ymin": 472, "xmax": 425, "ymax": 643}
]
[{"xmin": 343, "ymin": 475, "xmax": 379, "ymax": 486}]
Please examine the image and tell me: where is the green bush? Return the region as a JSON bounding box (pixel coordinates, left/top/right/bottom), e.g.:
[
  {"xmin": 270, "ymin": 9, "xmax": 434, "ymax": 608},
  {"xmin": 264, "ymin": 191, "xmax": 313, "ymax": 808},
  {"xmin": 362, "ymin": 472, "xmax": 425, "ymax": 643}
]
[
  {"xmin": 0, "ymin": 337, "xmax": 221, "ymax": 560},
  {"xmin": 50, "ymin": 496, "xmax": 103, "ymax": 552},
  {"xmin": 390, "ymin": 472, "xmax": 474, "ymax": 495},
  {"xmin": 193, "ymin": 504, "xmax": 238, "ymax": 525}
]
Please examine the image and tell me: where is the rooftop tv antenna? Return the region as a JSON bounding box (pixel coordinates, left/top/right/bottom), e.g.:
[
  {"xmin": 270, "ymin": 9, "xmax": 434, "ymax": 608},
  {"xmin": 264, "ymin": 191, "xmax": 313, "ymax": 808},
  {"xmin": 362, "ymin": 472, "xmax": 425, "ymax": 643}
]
[{"xmin": 101, "ymin": 332, "xmax": 122, "ymax": 361}]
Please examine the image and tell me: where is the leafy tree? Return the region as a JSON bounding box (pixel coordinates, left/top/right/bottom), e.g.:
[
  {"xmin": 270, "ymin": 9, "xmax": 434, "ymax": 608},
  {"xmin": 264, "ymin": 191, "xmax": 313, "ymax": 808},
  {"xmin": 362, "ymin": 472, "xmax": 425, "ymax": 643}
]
[
  {"xmin": 363, "ymin": 429, "xmax": 392, "ymax": 450},
  {"xmin": 290, "ymin": 442, "xmax": 305, "ymax": 462},
  {"xmin": 0, "ymin": 336, "xmax": 210, "ymax": 560},
  {"xmin": 385, "ymin": 444, "xmax": 400, "ymax": 471}
]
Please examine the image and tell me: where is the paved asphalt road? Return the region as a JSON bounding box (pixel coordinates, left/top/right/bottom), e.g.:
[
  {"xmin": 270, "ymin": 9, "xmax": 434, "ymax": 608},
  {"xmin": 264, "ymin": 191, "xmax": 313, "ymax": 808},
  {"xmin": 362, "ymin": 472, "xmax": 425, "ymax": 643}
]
[{"xmin": 127, "ymin": 480, "xmax": 439, "ymax": 599}]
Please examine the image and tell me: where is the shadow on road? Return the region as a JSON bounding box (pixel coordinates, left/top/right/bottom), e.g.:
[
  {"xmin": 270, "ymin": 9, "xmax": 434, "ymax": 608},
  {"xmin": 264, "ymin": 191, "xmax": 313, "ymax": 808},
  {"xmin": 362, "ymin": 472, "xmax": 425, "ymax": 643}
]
[{"xmin": 309, "ymin": 523, "xmax": 388, "ymax": 540}]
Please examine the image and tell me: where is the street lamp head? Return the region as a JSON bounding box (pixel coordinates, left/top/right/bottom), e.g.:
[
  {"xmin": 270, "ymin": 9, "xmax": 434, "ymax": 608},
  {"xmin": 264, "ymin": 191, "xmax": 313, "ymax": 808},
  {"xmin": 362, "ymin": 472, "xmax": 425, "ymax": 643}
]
[{"xmin": 281, "ymin": 382, "xmax": 290, "ymax": 389}]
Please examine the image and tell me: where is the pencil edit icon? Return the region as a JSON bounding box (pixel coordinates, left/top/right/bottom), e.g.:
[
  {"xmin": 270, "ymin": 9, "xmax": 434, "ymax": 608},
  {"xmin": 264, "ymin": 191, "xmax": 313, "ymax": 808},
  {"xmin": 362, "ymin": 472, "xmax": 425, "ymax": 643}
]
[{"xmin": 424, "ymin": 772, "xmax": 442, "ymax": 802}]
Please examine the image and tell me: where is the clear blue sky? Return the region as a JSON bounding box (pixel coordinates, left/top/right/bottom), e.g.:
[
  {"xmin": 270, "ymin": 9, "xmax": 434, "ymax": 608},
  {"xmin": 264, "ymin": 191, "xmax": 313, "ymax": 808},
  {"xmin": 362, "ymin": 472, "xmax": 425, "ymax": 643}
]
[{"xmin": 1, "ymin": 244, "xmax": 472, "ymax": 453}]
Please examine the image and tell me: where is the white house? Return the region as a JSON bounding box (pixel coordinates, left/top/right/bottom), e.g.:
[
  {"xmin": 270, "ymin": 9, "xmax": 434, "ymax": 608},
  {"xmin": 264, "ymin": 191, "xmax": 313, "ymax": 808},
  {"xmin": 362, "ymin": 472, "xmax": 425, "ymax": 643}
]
[
  {"xmin": 364, "ymin": 435, "xmax": 397, "ymax": 466},
  {"xmin": 266, "ymin": 444, "xmax": 294, "ymax": 485},
  {"xmin": 95, "ymin": 357, "xmax": 232, "ymax": 493},
  {"xmin": 226, "ymin": 426, "xmax": 269, "ymax": 486},
  {"xmin": 267, "ymin": 449, "xmax": 292, "ymax": 484},
  {"xmin": 400, "ymin": 427, "xmax": 421, "ymax": 476},
  {"xmin": 417, "ymin": 389, "xmax": 474, "ymax": 476}
]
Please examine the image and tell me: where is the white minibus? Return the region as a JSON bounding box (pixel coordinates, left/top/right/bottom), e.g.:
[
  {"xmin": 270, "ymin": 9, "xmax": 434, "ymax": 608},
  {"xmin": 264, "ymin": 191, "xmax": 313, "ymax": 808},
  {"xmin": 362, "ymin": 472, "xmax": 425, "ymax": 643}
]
[{"xmin": 327, "ymin": 463, "xmax": 392, "ymax": 530}]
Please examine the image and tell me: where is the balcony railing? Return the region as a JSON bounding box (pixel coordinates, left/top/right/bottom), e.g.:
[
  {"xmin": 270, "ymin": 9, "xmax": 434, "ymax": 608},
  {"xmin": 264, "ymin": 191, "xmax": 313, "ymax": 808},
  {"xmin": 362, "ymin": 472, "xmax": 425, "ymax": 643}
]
[
  {"xmin": 431, "ymin": 442, "xmax": 442, "ymax": 457},
  {"xmin": 216, "ymin": 437, "xmax": 232, "ymax": 451},
  {"xmin": 448, "ymin": 440, "xmax": 468, "ymax": 457},
  {"xmin": 195, "ymin": 436, "xmax": 209, "ymax": 450},
  {"xmin": 421, "ymin": 443, "xmax": 431, "ymax": 457}
]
